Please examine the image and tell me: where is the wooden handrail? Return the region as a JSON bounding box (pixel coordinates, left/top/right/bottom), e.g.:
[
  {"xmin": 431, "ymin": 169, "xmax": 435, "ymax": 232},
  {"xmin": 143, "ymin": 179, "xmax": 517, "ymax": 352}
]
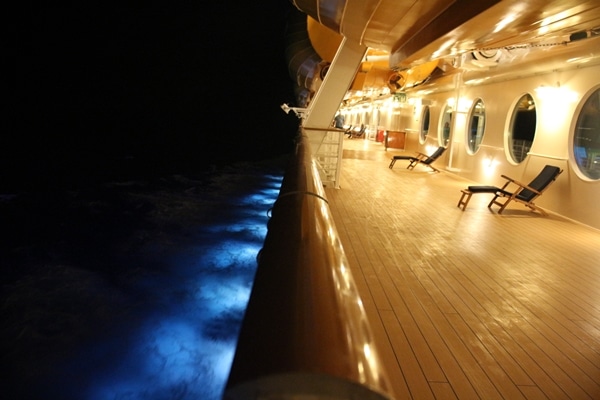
[
  {"xmin": 224, "ymin": 132, "xmax": 393, "ymax": 400},
  {"xmin": 303, "ymin": 126, "xmax": 346, "ymax": 132}
]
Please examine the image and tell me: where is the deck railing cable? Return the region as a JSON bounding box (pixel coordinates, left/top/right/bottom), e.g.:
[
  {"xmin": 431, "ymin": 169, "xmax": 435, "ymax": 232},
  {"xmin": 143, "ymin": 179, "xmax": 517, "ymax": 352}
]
[{"xmin": 224, "ymin": 131, "xmax": 394, "ymax": 400}]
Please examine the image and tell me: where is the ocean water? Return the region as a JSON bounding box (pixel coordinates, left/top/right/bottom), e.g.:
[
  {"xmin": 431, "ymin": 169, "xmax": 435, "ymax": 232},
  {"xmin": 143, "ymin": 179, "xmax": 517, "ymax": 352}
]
[{"xmin": 1, "ymin": 157, "xmax": 287, "ymax": 400}]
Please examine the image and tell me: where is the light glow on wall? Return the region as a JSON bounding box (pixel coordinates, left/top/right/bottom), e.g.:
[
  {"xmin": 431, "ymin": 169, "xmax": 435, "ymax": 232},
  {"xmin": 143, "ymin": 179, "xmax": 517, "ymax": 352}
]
[
  {"xmin": 535, "ymin": 84, "xmax": 578, "ymax": 128},
  {"xmin": 534, "ymin": 85, "xmax": 578, "ymax": 102},
  {"xmin": 447, "ymin": 97, "xmax": 471, "ymax": 113},
  {"xmin": 482, "ymin": 156, "xmax": 500, "ymax": 177}
]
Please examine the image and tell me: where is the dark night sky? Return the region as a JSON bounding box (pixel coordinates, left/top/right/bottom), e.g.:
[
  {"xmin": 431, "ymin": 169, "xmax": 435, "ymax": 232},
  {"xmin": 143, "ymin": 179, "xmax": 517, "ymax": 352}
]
[{"xmin": 10, "ymin": 2, "xmax": 299, "ymax": 190}]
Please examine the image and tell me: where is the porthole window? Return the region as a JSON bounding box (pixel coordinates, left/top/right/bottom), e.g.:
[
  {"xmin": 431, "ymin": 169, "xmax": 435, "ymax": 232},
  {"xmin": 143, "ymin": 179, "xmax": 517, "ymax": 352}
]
[
  {"xmin": 573, "ymin": 87, "xmax": 600, "ymax": 180},
  {"xmin": 508, "ymin": 94, "xmax": 537, "ymax": 163},
  {"xmin": 420, "ymin": 105, "xmax": 430, "ymax": 143},
  {"xmin": 439, "ymin": 103, "xmax": 453, "ymax": 146},
  {"xmin": 467, "ymin": 99, "xmax": 486, "ymax": 154}
]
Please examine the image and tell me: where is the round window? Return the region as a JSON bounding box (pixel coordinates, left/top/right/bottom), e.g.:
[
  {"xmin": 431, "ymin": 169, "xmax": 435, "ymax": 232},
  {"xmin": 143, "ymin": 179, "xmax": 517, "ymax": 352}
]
[
  {"xmin": 508, "ymin": 94, "xmax": 537, "ymax": 163},
  {"xmin": 439, "ymin": 104, "xmax": 453, "ymax": 146},
  {"xmin": 467, "ymin": 99, "xmax": 486, "ymax": 154},
  {"xmin": 420, "ymin": 105, "xmax": 430, "ymax": 143},
  {"xmin": 573, "ymin": 87, "xmax": 600, "ymax": 180}
]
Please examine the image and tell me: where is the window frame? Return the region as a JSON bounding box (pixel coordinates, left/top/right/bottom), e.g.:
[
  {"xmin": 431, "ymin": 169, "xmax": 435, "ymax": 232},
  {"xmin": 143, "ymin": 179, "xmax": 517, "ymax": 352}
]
[
  {"xmin": 466, "ymin": 98, "xmax": 486, "ymax": 155},
  {"xmin": 439, "ymin": 103, "xmax": 453, "ymax": 147},
  {"xmin": 506, "ymin": 93, "xmax": 537, "ymax": 164},
  {"xmin": 420, "ymin": 105, "xmax": 430, "ymax": 144},
  {"xmin": 571, "ymin": 85, "xmax": 600, "ymax": 181}
]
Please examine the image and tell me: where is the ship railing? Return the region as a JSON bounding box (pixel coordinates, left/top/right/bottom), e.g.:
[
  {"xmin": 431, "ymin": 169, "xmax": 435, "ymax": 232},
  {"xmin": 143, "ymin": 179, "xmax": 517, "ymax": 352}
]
[
  {"xmin": 224, "ymin": 131, "xmax": 394, "ymax": 400},
  {"xmin": 304, "ymin": 126, "xmax": 345, "ymax": 188}
]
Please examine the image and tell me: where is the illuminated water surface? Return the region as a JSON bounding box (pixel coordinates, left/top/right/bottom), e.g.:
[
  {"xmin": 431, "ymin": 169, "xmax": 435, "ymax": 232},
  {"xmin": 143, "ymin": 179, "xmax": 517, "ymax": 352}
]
[{"xmin": 3, "ymin": 162, "xmax": 285, "ymax": 400}]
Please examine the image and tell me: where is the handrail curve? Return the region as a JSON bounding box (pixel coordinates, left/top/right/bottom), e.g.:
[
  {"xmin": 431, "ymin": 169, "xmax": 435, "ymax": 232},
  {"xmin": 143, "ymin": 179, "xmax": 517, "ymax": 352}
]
[{"xmin": 224, "ymin": 132, "xmax": 393, "ymax": 399}]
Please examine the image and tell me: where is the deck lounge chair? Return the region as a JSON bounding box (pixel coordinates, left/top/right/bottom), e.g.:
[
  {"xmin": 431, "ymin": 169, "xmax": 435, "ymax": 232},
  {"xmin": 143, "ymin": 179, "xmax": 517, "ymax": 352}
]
[
  {"xmin": 457, "ymin": 165, "xmax": 563, "ymax": 215},
  {"xmin": 348, "ymin": 124, "xmax": 366, "ymax": 139},
  {"xmin": 388, "ymin": 146, "xmax": 446, "ymax": 172},
  {"xmin": 343, "ymin": 125, "xmax": 354, "ymax": 137}
]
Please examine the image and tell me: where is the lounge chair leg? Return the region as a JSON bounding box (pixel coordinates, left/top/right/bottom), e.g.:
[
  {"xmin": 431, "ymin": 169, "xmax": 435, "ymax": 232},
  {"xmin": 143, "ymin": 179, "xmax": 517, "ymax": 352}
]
[
  {"xmin": 527, "ymin": 204, "xmax": 547, "ymax": 216},
  {"xmin": 457, "ymin": 190, "xmax": 473, "ymax": 211},
  {"xmin": 487, "ymin": 195, "xmax": 499, "ymax": 209},
  {"xmin": 389, "ymin": 159, "xmax": 396, "ymax": 169},
  {"xmin": 496, "ymin": 197, "xmax": 514, "ymax": 214}
]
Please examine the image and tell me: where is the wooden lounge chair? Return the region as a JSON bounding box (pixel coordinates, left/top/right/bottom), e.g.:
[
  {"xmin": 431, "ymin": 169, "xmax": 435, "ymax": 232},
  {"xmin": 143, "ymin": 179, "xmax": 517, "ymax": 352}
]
[
  {"xmin": 348, "ymin": 124, "xmax": 366, "ymax": 139},
  {"xmin": 343, "ymin": 125, "xmax": 354, "ymax": 137},
  {"xmin": 388, "ymin": 146, "xmax": 446, "ymax": 172},
  {"xmin": 457, "ymin": 165, "xmax": 563, "ymax": 215}
]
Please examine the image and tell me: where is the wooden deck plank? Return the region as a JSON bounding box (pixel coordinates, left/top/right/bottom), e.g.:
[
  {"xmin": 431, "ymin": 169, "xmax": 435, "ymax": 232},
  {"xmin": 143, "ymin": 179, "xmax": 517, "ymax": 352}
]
[
  {"xmin": 381, "ymin": 309, "xmax": 436, "ymax": 400},
  {"xmin": 325, "ymin": 138, "xmax": 600, "ymax": 399},
  {"xmin": 421, "ymin": 259, "xmax": 536, "ymax": 388}
]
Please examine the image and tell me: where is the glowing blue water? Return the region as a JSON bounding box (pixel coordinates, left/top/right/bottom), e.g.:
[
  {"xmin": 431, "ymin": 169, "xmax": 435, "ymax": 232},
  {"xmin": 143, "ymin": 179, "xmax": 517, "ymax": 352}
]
[{"xmin": 9, "ymin": 163, "xmax": 284, "ymax": 400}]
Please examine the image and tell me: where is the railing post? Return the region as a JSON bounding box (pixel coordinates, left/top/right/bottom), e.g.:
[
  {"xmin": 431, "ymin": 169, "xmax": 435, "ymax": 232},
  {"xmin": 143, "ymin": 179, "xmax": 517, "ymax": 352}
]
[{"xmin": 304, "ymin": 127, "xmax": 345, "ymax": 188}]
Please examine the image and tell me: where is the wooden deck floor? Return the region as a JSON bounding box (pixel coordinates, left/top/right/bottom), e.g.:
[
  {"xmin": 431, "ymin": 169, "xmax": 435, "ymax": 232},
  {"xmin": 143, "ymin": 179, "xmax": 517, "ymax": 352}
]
[{"xmin": 324, "ymin": 138, "xmax": 600, "ymax": 400}]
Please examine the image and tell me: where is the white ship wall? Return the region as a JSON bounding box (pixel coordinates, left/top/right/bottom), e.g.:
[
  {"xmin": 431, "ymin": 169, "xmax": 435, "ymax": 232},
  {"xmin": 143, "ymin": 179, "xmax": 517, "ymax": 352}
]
[{"xmin": 372, "ymin": 63, "xmax": 600, "ymax": 229}]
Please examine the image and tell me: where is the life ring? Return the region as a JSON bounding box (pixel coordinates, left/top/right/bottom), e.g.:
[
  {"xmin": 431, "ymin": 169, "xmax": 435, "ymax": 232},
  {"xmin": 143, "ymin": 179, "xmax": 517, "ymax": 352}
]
[
  {"xmin": 472, "ymin": 50, "xmax": 501, "ymax": 63},
  {"xmin": 387, "ymin": 72, "xmax": 406, "ymax": 92},
  {"xmin": 319, "ymin": 62, "xmax": 330, "ymax": 80}
]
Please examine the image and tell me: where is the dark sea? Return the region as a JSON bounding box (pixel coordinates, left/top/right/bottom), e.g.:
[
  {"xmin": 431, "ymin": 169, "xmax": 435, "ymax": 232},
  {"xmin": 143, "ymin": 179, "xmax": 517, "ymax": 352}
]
[
  {"xmin": 1, "ymin": 156, "xmax": 288, "ymax": 400},
  {"xmin": 10, "ymin": 2, "xmax": 299, "ymax": 397}
]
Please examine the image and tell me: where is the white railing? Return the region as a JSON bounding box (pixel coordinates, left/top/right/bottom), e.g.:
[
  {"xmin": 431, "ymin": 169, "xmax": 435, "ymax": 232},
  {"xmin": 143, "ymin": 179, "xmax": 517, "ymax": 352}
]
[{"xmin": 303, "ymin": 127, "xmax": 345, "ymax": 188}]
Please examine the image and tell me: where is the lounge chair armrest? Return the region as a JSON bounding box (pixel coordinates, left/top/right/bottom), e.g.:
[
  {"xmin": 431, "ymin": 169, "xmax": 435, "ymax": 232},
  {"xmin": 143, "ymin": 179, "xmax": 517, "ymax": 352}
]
[
  {"xmin": 500, "ymin": 175, "xmax": 541, "ymax": 194},
  {"xmin": 519, "ymin": 183, "xmax": 542, "ymax": 195}
]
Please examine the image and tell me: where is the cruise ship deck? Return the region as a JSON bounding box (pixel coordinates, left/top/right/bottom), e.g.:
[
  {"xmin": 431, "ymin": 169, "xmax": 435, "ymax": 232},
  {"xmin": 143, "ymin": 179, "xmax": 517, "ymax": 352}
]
[{"xmin": 324, "ymin": 137, "xmax": 600, "ymax": 399}]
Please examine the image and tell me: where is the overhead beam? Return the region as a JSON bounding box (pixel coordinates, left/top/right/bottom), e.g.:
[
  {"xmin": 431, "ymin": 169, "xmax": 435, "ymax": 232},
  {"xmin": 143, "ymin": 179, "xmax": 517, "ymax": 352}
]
[
  {"xmin": 390, "ymin": 0, "xmax": 500, "ymax": 68},
  {"xmin": 304, "ymin": 37, "xmax": 367, "ymax": 128}
]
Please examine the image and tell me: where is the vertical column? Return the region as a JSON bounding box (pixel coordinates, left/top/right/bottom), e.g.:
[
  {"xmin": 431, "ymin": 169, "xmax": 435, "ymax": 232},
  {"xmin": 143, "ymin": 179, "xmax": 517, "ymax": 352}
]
[
  {"xmin": 304, "ymin": 37, "xmax": 367, "ymax": 128},
  {"xmin": 303, "ymin": 38, "xmax": 367, "ymax": 187}
]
